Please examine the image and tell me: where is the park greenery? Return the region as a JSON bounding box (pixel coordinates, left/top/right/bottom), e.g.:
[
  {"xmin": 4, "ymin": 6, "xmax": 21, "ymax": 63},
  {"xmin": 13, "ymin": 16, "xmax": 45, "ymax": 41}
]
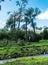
[
  {"xmin": 0, "ymin": 56, "xmax": 48, "ymax": 65},
  {"xmin": 0, "ymin": 40, "xmax": 48, "ymax": 60},
  {"xmin": 0, "ymin": 0, "xmax": 48, "ymax": 65}
]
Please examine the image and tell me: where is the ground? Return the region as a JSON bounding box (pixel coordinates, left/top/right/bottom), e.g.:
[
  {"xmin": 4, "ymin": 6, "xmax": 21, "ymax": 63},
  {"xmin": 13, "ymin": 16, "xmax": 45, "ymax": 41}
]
[{"xmin": 0, "ymin": 40, "xmax": 48, "ymax": 65}]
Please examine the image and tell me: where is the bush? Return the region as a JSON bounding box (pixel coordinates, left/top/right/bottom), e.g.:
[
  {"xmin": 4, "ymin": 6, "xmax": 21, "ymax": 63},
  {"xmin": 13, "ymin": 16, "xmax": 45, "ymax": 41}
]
[
  {"xmin": 17, "ymin": 39, "xmax": 25, "ymax": 46},
  {"xmin": 42, "ymin": 29, "xmax": 48, "ymax": 40},
  {"xmin": 26, "ymin": 33, "xmax": 40, "ymax": 42},
  {"xmin": 9, "ymin": 30, "xmax": 25, "ymax": 41}
]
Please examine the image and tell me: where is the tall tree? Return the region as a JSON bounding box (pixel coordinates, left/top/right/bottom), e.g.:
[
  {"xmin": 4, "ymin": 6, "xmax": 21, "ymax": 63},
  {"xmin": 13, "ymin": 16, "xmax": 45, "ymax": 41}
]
[
  {"xmin": 22, "ymin": 7, "xmax": 41, "ymax": 40},
  {"xmin": 6, "ymin": 0, "xmax": 28, "ymax": 31},
  {"xmin": 25, "ymin": 7, "xmax": 41, "ymax": 34},
  {"xmin": 21, "ymin": 8, "xmax": 34, "ymax": 40},
  {"xmin": 6, "ymin": 11, "xmax": 18, "ymax": 31},
  {"xmin": 16, "ymin": 0, "xmax": 28, "ymax": 30},
  {"xmin": 32, "ymin": 8, "xmax": 41, "ymax": 34}
]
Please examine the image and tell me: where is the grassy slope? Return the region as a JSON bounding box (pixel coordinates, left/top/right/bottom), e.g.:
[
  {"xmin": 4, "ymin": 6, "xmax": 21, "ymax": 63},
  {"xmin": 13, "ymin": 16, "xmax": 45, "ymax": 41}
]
[
  {"xmin": 0, "ymin": 40, "xmax": 48, "ymax": 54},
  {"xmin": 0, "ymin": 40, "xmax": 48, "ymax": 59},
  {"xmin": 0, "ymin": 40, "xmax": 48, "ymax": 64}
]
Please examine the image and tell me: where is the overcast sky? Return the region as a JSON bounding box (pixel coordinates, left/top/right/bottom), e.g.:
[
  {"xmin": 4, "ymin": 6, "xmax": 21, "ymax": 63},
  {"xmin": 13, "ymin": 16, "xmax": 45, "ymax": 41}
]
[{"xmin": 0, "ymin": 0, "xmax": 48, "ymax": 28}]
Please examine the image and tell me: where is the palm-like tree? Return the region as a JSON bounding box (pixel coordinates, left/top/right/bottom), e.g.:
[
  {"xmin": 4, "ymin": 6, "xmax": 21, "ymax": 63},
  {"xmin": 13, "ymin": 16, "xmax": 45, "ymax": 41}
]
[
  {"xmin": 6, "ymin": 0, "xmax": 28, "ymax": 31},
  {"xmin": 22, "ymin": 9, "xmax": 31, "ymax": 39},
  {"xmin": 6, "ymin": 11, "xmax": 18, "ymax": 31},
  {"xmin": 25, "ymin": 8, "xmax": 41, "ymax": 34},
  {"xmin": 22, "ymin": 7, "xmax": 41, "ymax": 40},
  {"xmin": 16, "ymin": 0, "xmax": 28, "ymax": 30},
  {"xmin": 32, "ymin": 8, "xmax": 41, "ymax": 33},
  {"xmin": 17, "ymin": 9, "xmax": 22, "ymax": 30},
  {"xmin": 24, "ymin": 15, "xmax": 29, "ymax": 36}
]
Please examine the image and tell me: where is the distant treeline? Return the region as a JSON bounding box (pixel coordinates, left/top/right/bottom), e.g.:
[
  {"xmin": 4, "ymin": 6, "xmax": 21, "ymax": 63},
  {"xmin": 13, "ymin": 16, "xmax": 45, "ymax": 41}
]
[{"xmin": 0, "ymin": 28, "xmax": 48, "ymax": 42}]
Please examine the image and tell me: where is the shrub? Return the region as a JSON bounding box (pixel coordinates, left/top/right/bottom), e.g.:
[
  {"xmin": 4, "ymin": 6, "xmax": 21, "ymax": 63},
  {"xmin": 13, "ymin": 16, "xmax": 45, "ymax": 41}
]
[
  {"xmin": 17, "ymin": 39, "xmax": 25, "ymax": 46},
  {"xmin": 42, "ymin": 29, "xmax": 48, "ymax": 40}
]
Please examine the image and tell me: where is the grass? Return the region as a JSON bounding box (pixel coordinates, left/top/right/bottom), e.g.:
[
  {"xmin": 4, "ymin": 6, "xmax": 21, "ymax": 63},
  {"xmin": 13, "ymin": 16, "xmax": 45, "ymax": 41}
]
[
  {"xmin": 0, "ymin": 56, "xmax": 48, "ymax": 65},
  {"xmin": 0, "ymin": 40, "xmax": 48, "ymax": 59},
  {"xmin": 0, "ymin": 40, "xmax": 48, "ymax": 64}
]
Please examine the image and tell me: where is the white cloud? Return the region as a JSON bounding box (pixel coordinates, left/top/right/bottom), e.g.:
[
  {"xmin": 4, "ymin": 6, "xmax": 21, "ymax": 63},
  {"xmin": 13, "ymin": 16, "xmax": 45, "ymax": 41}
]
[
  {"xmin": 0, "ymin": 19, "xmax": 6, "ymax": 29},
  {"xmin": 36, "ymin": 9, "xmax": 48, "ymax": 20}
]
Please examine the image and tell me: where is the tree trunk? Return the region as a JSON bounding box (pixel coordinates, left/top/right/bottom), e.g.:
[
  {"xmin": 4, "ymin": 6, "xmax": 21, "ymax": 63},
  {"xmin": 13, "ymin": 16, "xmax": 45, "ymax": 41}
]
[
  {"xmin": 13, "ymin": 17, "xmax": 16, "ymax": 32},
  {"xmin": 32, "ymin": 19, "xmax": 36, "ymax": 34},
  {"xmin": 26, "ymin": 21, "xmax": 27, "ymax": 40},
  {"xmin": 18, "ymin": 20, "xmax": 20, "ymax": 30}
]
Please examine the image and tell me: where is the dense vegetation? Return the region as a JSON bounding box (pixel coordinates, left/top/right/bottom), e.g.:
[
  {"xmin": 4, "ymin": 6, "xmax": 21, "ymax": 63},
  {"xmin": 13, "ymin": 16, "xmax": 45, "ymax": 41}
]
[
  {"xmin": 0, "ymin": 0, "xmax": 48, "ymax": 65},
  {"xmin": 0, "ymin": 40, "xmax": 48, "ymax": 60},
  {"xmin": 0, "ymin": 28, "xmax": 48, "ymax": 42}
]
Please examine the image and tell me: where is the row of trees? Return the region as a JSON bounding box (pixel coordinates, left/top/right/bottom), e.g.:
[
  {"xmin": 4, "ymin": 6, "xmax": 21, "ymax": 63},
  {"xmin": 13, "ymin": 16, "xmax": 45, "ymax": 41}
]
[
  {"xmin": 4, "ymin": 0, "xmax": 41, "ymax": 41},
  {"xmin": 0, "ymin": 0, "xmax": 48, "ymax": 42},
  {"xmin": 0, "ymin": 27, "xmax": 48, "ymax": 42}
]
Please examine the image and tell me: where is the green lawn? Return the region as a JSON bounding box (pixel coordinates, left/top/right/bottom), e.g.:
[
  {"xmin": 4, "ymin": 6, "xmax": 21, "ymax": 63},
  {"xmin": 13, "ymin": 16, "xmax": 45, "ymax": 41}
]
[{"xmin": 1, "ymin": 56, "xmax": 48, "ymax": 65}]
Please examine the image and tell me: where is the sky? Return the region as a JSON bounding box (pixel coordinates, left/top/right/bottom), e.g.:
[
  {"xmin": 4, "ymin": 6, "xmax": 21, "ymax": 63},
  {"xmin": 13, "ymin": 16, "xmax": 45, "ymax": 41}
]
[{"xmin": 0, "ymin": 0, "xmax": 48, "ymax": 28}]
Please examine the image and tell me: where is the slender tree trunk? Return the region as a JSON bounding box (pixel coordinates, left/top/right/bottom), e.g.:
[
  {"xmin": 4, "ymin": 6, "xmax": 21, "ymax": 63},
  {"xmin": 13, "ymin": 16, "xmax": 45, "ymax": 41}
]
[
  {"xmin": 13, "ymin": 17, "xmax": 16, "ymax": 32},
  {"xmin": 33, "ymin": 27, "xmax": 36, "ymax": 34},
  {"xmin": 32, "ymin": 19, "xmax": 36, "ymax": 34},
  {"xmin": 18, "ymin": 20, "xmax": 20, "ymax": 30},
  {"xmin": 14, "ymin": 22, "xmax": 16, "ymax": 31},
  {"xmin": 26, "ymin": 21, "xmax": 27, "ymax": 40}
]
